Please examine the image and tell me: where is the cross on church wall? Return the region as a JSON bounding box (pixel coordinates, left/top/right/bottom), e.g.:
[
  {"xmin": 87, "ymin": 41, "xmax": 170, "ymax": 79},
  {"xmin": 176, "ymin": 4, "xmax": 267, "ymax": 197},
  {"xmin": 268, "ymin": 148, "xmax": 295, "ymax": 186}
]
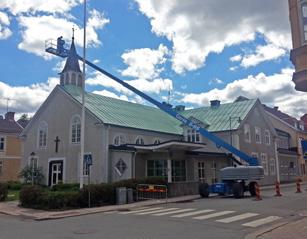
[{"xmin": 54, "ymin": 136, "xmax": 60, "ymax": 153}]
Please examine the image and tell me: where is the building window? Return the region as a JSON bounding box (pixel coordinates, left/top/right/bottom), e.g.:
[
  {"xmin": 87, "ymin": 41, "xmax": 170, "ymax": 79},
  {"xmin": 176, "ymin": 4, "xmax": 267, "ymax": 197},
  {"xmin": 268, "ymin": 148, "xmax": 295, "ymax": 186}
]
[
  {"xmin": 255, "ymin": 127, "xmax": 261, "ymax": 144},
  {"xmin": 301, "ymin": 1, "xmax": 307, "ymax": 41},
  {"xmin": 114, "ymin": 135, "xmax": 126, "ymax": 146},
  {"xmin": 198, "ymin": 162, "xmax": 206, "ymax": 181},
  {"xmin": 185, "ymin": 129, "xmax": 200, "ymax": 143},
  {"xmin": 38, "ymin": 121, "xmax": 47, "ymax": 148},
  {"xmin": 269, "ymin": 158, "xmax": 276, "ymax": 175},
  {"xmin": 28, "ymin": 157, "xmax": 38, "ymax": 170},
  {"xmin": 0, "ymin": 136, "xmax": 5, "ymax": 151},
  {"xmin": 251, "ymin": 152, "xmax": 259, "ymax": 164},
  {"xmin": 135, "ymin": 137, "xmax": 145, "ymax": 145},
  {"xmin": 147, "ymin": 160, "xmax": 167, "ymax": 179},
  {"xmin": 264, "ymin": 130, "xmax": 271, "ymax": 145},
  {"xmin": 172, "ymin": 160, "xmax": 186, "ymax": 182},
  {"xmin": 260, "ymin": 153, "xmax": 269, "ymax": 175},
  {"xmin": 83, "ymin": 162, "xmax": 90, "ymax": 176},
  {"xmin": 0, "ymin": 161, "xmax": 3, "ymax": 174},
  {"xmin": 114, "ymin": 158, "xmax": 127, "ymax": 176},
  {"xmin": 244, "ymin": 124, "xmax": 251, "ymax": 143},
  {"xmin": 153, "ymin": 139, "xmax": 161, "ymax": 145},
  {"xmin": 71, "ymin": 115, "xmax": 81, "ymax": 144}
]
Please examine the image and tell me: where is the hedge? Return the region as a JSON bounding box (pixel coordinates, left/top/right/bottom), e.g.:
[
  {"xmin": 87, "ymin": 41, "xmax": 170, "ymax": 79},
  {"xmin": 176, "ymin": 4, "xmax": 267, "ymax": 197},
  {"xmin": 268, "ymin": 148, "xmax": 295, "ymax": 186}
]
[
  {"xmin": 19, "ymin": 177, "xmax": 167, "ymax": 210},
  {"xmin": 0, "ymin": 183, "xmax": 8, "ymax": 201}
]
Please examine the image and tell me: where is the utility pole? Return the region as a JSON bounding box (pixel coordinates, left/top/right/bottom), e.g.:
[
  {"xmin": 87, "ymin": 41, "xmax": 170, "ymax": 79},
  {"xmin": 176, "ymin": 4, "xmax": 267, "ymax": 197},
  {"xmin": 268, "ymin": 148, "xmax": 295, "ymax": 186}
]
[{"xmin": 80, "ymin": 0, "xmax": 87, "ymax": 189}]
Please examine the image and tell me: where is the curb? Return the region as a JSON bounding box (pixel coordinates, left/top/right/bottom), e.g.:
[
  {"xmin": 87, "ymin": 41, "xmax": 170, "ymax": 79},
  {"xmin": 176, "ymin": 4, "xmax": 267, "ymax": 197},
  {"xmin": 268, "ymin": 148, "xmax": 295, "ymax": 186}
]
[
  {"xmin": 244, "ymin": 222, "xmax": 289, "ymax": 239},
  {"xmin": 0, "ymin": 195, "xmax": 201, "ymax": 221}
]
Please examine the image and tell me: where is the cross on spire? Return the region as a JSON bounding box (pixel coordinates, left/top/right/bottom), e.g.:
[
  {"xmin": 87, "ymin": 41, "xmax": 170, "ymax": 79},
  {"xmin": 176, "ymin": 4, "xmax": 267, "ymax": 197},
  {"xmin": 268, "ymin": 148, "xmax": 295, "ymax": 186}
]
[{"xmin": 72, "ymin": 26, "xmax": 75, "ymax": 40}]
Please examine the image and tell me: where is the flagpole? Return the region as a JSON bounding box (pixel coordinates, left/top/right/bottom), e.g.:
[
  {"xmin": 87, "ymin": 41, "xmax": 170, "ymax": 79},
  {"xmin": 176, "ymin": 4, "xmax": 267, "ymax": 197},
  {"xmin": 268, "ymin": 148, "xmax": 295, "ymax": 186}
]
[{"xmin": 80, "ymin": 0, "xmax": 87, "ymax": 189}]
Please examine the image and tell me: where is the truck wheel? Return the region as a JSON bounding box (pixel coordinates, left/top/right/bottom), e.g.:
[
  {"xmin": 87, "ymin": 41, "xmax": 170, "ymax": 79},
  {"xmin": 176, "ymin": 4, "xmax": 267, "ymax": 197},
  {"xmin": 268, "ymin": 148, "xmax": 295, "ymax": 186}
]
[
  {"xmin": 199, "ymin": 183, "xmax": 210, "ymax": 198},
  {"xmin": 248, "ymin": 182, "xmax": 256, "ymax": 196},
  {"xmin": 233, "ymin": 182, "xmax": 244, "ymax": 199}
]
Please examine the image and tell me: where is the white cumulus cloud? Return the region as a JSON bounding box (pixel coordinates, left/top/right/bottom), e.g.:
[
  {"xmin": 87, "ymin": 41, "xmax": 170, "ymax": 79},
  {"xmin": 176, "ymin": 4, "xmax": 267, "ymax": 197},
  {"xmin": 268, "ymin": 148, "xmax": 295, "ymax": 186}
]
[
  {"xmin": 0, "ymin": 78, "xmax": 58, "ymax": 115},
  {"xmin": 0, "ymin": 11, "xmax": 12, "ymax": 39},
  {"xmin": 135, "ymin": 0, "xmax": 291, "ymax": 73},
  {"xmin": 121, "ymin": 44, "xmax": 169, "ymax": 80},
  {"xmin": 180, "ymin": 68, "xmax": 307, "ymax": 118}
]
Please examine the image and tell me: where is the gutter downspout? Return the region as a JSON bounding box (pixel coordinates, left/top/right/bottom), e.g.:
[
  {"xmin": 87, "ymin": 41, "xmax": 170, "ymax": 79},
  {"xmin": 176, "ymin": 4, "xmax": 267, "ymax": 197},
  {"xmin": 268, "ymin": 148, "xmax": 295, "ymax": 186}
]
[{"xmin": 274, "ymin": 137, "xmax": 281, "ymax": 183}]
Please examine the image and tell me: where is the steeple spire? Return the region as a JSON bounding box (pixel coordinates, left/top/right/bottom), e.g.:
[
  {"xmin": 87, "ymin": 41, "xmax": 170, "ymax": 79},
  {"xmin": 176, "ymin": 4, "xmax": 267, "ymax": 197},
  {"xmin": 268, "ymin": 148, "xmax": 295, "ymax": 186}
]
[{"xmin": 59, "ymin": 29, "xmax": 83, "ymax": 87}]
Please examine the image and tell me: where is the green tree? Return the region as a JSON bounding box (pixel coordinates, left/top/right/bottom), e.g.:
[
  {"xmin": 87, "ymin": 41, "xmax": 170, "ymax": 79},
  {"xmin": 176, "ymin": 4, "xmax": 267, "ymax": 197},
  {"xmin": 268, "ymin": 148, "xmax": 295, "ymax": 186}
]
[{"xmin": 19, "ymin": 165, "xmax": 44, "ymax": 185}]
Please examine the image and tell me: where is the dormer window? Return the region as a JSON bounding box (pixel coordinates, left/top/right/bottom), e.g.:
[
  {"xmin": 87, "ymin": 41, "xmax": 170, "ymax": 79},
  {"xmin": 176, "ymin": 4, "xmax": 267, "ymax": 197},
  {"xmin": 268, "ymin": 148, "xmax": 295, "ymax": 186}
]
[
  {"xmin": 185, "ymin": 129, "xmax": 200, "ymax": 143},
  {"xmin": 114, "ymin": 135, "xmax": 126, "ymax": 146},
  {"xmin": 135, "ymin": 137, "xmax": 145, "ymax": 145}
]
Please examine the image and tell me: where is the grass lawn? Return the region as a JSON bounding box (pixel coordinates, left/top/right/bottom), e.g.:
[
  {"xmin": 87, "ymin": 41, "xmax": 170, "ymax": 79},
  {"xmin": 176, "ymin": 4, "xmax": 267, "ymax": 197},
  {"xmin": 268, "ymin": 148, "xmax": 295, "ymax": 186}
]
[{"xmin": 6, "ymin": 190, "xmax": 20, "ymax": 201}]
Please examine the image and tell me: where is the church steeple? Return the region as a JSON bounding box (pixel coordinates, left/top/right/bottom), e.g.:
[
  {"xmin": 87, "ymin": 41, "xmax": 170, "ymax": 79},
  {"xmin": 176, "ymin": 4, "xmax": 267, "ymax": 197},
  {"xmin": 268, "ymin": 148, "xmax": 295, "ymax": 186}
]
[{"xmin": 60, "ymin": 29, "xmax": 83, "ymax": 87}]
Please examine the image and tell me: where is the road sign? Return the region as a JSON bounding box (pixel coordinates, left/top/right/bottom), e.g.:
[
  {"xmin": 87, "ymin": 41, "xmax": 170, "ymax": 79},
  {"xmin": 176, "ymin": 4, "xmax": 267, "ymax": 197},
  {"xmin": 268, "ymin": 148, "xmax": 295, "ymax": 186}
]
[{"xmin": 84, "ymin": 153, "xmax": 93, "ymax": 165}]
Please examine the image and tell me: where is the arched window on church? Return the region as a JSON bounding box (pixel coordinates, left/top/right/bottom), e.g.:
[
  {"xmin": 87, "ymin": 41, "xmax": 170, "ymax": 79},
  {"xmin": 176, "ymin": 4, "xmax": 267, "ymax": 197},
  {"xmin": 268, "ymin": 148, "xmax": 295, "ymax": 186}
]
[
  {"xmin": 71, "ymin": 115, "xmax": 81, "ymax": 143},
  {"xmin": 135, "ymin": 137, "xmax": 145, "ymax": 145},
  {"xmin": 38, "ymin": 121, "xmax": 48, "ymax": 148},
  {"xmin": 71, "ymin": 73, "xmax": 76, "ymax": 85},
  {"xmin": 66, "ymin": 73, "xmax": 70, "ymax": 84},
  {"xmin": 114, "ymin": 135, "xmax": 126, "ymax": 146}
]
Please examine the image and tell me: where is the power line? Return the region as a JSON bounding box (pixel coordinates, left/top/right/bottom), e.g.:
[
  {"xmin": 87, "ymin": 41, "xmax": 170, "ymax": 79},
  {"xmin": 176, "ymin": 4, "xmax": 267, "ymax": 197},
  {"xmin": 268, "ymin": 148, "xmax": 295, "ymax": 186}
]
[{"xmin": 0, "ymin": 97, "xmax": 17, "ymax": 113}]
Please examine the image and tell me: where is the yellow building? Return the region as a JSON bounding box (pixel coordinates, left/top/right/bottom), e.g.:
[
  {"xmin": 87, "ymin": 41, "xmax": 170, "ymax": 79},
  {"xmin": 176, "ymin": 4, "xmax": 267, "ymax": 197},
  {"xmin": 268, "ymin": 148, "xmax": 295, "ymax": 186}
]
[
  {"xmin": 0, "ymin": 112, "xmax": 24, "ymax": 182},
  {"xmin": 289, "ymin": 0, "xmax": 307, "ymax": 91}
]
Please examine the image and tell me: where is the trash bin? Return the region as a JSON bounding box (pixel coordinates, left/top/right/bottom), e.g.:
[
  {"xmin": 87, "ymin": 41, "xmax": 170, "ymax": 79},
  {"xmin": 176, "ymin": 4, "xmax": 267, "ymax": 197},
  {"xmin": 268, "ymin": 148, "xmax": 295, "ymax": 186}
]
[
  {"xmin": 127, "ymin": 188, "xmax": 134, "ymax": 203},
  {"xmin": 116, "ymin": 187, "xmax": 127, "ymax": 205}
]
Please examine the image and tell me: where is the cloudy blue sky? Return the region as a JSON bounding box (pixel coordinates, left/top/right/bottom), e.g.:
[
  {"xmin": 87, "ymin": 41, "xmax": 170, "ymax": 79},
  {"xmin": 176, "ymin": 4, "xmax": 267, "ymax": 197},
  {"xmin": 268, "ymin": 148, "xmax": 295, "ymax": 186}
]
[{"xmin": 0, "ymin": 0, "xmax": 306, "ymax": 119}]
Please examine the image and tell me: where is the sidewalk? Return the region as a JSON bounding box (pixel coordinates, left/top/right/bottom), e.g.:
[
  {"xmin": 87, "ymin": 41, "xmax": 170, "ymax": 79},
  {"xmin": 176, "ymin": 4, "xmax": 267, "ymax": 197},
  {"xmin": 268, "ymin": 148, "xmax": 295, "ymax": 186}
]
[
  {"xmin": 0, "ymin": 194, "xmax": 200, "ymax": 221},
  {"xmin": 245, "ymin": 212, "xmax": 307, "ymax": 239}
]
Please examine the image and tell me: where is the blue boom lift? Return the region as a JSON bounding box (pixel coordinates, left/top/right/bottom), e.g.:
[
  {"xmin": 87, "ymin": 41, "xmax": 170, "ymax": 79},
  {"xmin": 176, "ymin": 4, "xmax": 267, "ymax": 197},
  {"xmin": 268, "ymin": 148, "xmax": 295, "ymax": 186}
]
[{"xmin": 45, "ymin": 39, "xmax": 264, "ymax": 199}]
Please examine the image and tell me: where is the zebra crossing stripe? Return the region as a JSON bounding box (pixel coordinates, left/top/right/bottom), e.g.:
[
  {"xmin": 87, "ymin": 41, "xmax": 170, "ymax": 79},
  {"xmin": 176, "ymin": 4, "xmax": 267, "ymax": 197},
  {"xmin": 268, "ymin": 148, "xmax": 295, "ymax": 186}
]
[
  {"xmin": 193, "ymin": 211, "xmax": 235, "ymax": 220},
  {"xmin": 242, "ymin": 216, "xmax": 282, "ymax": 228},
  {"xmin": 153, "ymin": 208, "xmax": 195, "ymax": 216},
  {"xmin": 118, "ymin": 207, "xmax": 163, "ymax": 215},
  {"xmin": 216, "ymin": 213, "xmax": 259, "ymax": 223},
  {"xmin": 171, "ymin": 209, "xmax": 215, "ymax": 218},
  {"xmin": 136, "ymin": 208, "xmax": 180, "ymax": 215}
]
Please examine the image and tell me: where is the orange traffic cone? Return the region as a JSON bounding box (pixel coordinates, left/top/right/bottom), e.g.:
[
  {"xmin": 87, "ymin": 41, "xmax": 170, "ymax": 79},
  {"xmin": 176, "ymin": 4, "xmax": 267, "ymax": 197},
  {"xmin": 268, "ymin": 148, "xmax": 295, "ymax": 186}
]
[
  {"xmin": 296, "ymin": 178, "xmax": 302, "ymax": 193},
  {"xmin": 254, "ymin": 182, "xmax": 262, "ymax": 201},
  {"xmin": 275, "ymin": 181, "xmax": 282, "ymax": 197}
]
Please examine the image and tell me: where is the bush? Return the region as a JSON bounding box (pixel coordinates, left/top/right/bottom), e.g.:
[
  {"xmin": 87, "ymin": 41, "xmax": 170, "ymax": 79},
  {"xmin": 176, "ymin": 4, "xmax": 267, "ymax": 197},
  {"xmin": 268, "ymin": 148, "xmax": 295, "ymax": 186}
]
[
  {"xmin": 51, "ymin": 183, "xmax": 80, "ymax": 192},
  {"xmin": 19, "ymin": 166, "xmax": 44, "ymax": 185},
  {"xmin": 0, "ymin": 183, "xmax": 8, "ymax": 201},
  {"xmin": 47, "ymin": 191, "xmax": 81, "ymax": 209},
  {"xmin": 19, "ymin": 185, "xmax": 45, "ymax": 208},
  {"xmin": 7, "ymin": 181, "xmax": 23, "ymax": 190}
]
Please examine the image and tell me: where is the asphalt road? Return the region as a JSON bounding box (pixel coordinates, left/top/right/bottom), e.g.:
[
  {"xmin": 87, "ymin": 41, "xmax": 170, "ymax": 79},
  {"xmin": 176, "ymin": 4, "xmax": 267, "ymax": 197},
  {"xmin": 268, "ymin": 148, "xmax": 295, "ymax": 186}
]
[{"xmin": 0, "ymin": 185, "xmax": 306, "ymax": 239}]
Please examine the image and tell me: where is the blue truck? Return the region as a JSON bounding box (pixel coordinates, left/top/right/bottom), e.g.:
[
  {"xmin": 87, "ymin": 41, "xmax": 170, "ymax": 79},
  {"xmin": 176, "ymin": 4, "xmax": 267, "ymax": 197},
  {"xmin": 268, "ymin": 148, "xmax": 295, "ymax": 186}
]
[{"xmin": 46, "ymin": 38, "xmax": 264, "ymax": 199}]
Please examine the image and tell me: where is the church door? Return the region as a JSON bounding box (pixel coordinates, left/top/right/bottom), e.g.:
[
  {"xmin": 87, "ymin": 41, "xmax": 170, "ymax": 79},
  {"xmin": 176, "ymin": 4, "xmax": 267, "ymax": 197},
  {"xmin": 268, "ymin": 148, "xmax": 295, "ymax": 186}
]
[{"xmin": 48, "ymin": 160, "xmax": 63, "ymax": 186}]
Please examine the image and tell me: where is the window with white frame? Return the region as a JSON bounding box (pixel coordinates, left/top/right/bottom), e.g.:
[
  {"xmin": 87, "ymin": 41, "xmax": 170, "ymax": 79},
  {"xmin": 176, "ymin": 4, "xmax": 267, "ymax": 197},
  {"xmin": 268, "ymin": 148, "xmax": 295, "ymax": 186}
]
[
  {"xmin": 135, "ymin": 137, "xmax": 145, "ymax": 145},
  {"xmin": 153, "ymin": 139, "xmax": 161, "ymax": 145},
  {"xmin": 114, "ymin": 135, "xmax": 126, "ymax": 146},
  {"xmin": 244, "ymin": 124, "xmax": 251, "ymax": 143},
  {"xmin": 264, "ymin": 130, "xmax": 271, "ymax": 145},
  {"xmin": 260, "ymin": 153, "xmax": 269, "ymax": 175},
  {"xmin": 28, "ymin": 157, "xmax": 38, "ymax": 169},
  {"xmin": 71, "ymin": 115, "xmax": 81, "ymax": 144},
  {"xmin": 0, "ymin": 160, "xmax": 3, "ymax": 174},
  {"xmin": 300, "ymin": 0, "xmax": 307, "ymax": 41},
  {"xmin": 255, "ymin": 127, "xmax": 261, "ymax": 144},
  {"xmin": 38, "ymin": 121, "xmax": 47, "ymax": 148},
  {"xmin": 269, "ymin": 158, "xmax": 276, "ymax": 175},
  {"xmin": 198, "ymin": 162, "xmax": 206, "ymax": 181},
  {"xmin": 0, "ymin": 136, "xmax": 5, "ymax": 151},
  {"xmin": 172, "ymin": 160, "xmax": 186, "ymax": 182},
  {"xmin": 185, "ymin": 128, "xmax": 200, "ymax": 143}
]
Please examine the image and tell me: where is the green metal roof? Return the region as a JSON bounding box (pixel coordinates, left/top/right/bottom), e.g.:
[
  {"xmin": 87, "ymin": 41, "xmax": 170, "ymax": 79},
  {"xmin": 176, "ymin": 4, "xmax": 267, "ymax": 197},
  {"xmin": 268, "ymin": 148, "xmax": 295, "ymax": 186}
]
[
  {"xmin": 181, "ymin": 99, "xmax": 257, "ymax": 132},
  {"xmin": 62, "ymin": 85, "xmax": 257, "ymax": 135}
]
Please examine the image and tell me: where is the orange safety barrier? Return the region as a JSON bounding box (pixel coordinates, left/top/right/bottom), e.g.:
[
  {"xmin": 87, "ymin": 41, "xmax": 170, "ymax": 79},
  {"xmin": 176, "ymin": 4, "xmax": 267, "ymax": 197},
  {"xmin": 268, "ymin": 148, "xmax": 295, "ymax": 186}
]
[
  {"xmin": 296, "ymin": 178, "xmax": 302, "ymax": 193},
  {"xmin": 274, "ymin": 181, "xmax": 282, "ymax": 197},
  {"xmin": 254, "ymin": 182, "xmax": 262, "ymax": 201}
]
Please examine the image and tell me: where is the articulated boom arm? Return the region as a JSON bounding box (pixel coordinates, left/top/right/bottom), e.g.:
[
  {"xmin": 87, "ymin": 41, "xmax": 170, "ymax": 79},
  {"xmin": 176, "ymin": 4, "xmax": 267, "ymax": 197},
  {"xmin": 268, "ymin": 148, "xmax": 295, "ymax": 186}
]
[{"xmin": 45, "ymin": 43, "xmax": 259, "ymax": 166}]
